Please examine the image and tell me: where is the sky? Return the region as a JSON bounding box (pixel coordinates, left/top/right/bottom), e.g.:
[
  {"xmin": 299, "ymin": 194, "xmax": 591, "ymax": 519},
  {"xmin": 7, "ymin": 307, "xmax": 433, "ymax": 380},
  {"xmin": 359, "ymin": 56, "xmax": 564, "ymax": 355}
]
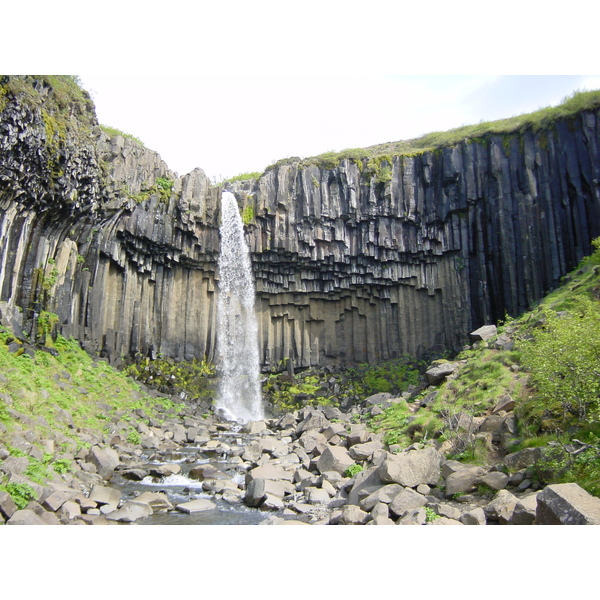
[
  {"xmin": 4, "ymin": 1, "xmax": 600, "ymax": 183},
  {"xmin": 79, "ymin": 74, "xmax": 600, "ymax": 182}
]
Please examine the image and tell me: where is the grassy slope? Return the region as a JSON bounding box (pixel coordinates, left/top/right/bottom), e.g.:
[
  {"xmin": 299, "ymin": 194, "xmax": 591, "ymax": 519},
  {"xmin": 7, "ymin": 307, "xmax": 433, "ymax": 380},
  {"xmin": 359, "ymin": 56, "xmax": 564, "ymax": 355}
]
[{"xmin": 370, "ymin": 239, "xmax": 600, "ymax": 495}]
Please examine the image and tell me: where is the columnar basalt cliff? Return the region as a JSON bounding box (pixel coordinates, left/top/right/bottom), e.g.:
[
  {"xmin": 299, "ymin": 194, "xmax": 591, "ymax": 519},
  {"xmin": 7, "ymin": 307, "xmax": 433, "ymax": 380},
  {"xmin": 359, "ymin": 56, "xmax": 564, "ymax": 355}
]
[{"xmin": 1, "ymin": 77, "xmax": 599, "ymax": 371}]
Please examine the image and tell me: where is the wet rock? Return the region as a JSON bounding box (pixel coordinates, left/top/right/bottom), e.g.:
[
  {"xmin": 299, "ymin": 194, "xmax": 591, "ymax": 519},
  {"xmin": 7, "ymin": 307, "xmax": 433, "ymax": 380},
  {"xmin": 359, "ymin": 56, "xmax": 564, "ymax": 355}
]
[
  {"xmin": 176, "ymin": 498, "xmax": 217, "ymax": 514},
  {"xmin": 89, "ymin": 484, "xmax": 121, "ymax": 507},
  {"xmin": 135, "ymin": 491, "xmax": 173, "ymax": 512},
  {"xmin": 106, "ymin": 500, "xmax": 153, "ymax": 522}
]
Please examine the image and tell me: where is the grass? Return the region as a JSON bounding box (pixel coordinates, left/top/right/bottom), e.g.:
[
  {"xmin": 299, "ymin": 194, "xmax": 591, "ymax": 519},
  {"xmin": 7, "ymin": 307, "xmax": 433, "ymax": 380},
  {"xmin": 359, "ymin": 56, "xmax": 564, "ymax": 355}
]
[
  {"xmin": 100, "ymin": 124, "xmax": 146, "ymax": 147},
  {"xmin": 0, "ymin": 331, "xmax": 181, "ymax": 449},
  {"xmin": 261, "ymin": 89, "xmax": 600, "ymax": 174}
]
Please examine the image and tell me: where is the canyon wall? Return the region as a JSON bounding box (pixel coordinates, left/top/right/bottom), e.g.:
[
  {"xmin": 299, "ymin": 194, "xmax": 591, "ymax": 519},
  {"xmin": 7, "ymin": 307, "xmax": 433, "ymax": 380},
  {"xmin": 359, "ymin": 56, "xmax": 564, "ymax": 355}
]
[{"xmin": 1, "ymin": 77, "xmax": 599, "ymax": 370}]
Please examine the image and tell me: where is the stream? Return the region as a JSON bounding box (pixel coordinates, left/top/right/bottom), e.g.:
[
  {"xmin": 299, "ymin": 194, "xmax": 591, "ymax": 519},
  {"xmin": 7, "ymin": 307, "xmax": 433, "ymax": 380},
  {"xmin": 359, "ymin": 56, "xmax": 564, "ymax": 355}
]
[{"xmin": 109, "ymin": 423, "xmax": 272, "ymax": 525}]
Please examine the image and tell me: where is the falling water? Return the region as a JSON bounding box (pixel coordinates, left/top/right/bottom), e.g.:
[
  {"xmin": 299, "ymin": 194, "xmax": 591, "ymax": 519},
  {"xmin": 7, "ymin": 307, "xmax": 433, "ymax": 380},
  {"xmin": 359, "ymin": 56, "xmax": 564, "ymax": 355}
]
[{"xmin": 215, "ymin": 191, "xmax": 264, "ymax": 423}]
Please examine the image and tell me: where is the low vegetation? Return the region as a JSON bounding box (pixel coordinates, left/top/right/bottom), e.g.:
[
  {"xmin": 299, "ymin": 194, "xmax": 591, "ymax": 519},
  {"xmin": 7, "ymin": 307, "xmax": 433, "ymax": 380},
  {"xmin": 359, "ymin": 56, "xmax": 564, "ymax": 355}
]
[
  {"xmin": 261, "ymin": 89, "xmax": 600, "ymax": 174},
  {"xmin": 367, "ymin": 236, "xmax": 600, "ymax": 495}
]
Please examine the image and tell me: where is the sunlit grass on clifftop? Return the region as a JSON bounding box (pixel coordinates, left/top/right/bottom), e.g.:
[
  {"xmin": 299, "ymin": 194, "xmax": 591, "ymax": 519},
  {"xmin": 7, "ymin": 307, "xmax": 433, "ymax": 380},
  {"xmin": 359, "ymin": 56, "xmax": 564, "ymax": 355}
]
[{"xmin": 263, "ymin": 89, "xmax": 600, "ymax": 173}]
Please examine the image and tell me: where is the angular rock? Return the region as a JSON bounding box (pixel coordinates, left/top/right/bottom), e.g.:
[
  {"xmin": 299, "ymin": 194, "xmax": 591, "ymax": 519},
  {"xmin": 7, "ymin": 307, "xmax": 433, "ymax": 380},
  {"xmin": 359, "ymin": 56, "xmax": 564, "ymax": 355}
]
[
  {"xmin": 484, "ymin": 489, "xmax": 520, "ymax": 524},
  {"xmin": 316, "ymin": 446, "xmax": 354, "ymax": 476},
  {"xmin": 86, "ymin": 445, "xmax": 120, "ymax": 479},
  {"xmin": 88, "ymin": 485, "xmax": 121, "ymax": 507},
  {"xmin": 536, "ymin": 483, "xmax": 600, "ymax": 525},
  {"xmin": 378, "ymin": 447, "xmax": 442, "ymax": 487},
  {"xmin": 7, "ymin": 509, "xmax": 48, "ymax": 525},
  {"xmin": 445, "ymin": 465, "xmax": 488, "ymax": 497},
  {"xmin": 338, "ymin": 504, "xmax": 370, "ymax": 525},
  {"xmin": 0, "ymin": 490, "xmax": 18, "ymax": 520},
  {"xmin": 135, "ymin": 491, "xmax": 173, "ymax": 512},
  {"xmin": 176, "ymin": 498, "xmax": 217, "ymax": 514},
  {"xmin": 106, "ymin": 501, "xmax": 153, "ymax": 522},
  {"xmin": 425, "ymin": 362, "xmax": 462, "ymax": 385},
  {"xmin": 470, "ymin": 325, "xmax": 497, "ymax": 341},
  {"xmin": 509, "ymin": 493, "xmax": 538, "ymax": 525},
  {"xmin": 397, "ymin": 507, "xmax": 427, "ymax": 525},
  {"xmin": 359, "ymin": 484, "xmax": 403, "ymax": 512},
  {"xmin": 459, "ymin": 507, "xmax": 487, "ymax": 525},
  {"xmin": 349, "ymin": 441, "xmax": 384, "ymax": 462},
  {"xmin": 389, "ymin": 487, "xmax": 428, "ymax": 518},
  {"xmin": 478, "ymin": 471, "xmax": 509, "ymax": 491}
]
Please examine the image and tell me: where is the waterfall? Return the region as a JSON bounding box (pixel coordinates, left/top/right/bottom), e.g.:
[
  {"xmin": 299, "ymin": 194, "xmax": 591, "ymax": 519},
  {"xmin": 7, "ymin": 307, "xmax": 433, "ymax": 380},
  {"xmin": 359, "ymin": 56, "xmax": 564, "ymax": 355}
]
[{"xmin": 215, "ymin": 191, "xmax": 264, "ymax": 423}]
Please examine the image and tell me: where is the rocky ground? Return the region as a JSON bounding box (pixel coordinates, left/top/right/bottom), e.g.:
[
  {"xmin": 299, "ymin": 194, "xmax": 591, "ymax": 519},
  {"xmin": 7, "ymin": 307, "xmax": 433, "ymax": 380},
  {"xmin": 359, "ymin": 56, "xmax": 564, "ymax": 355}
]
[{"xmin": 2, "ymin": 369, "xmax": 599, "ymax": 525}]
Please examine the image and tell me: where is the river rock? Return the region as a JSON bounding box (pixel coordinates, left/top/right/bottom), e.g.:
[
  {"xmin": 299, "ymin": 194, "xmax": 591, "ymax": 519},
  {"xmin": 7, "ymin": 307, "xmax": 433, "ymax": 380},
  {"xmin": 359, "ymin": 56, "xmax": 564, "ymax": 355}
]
[
  {"xmin": 89, "ymin": 484, "xmax": 121, "ymax": 507},
  {"xmin": 135, "ymin": 491, "xmax": 173, "ymax": 512},
  {"xmin": 106, "ymin": 501, "xmax": 153, "ymax": 522},
  {"xmin": 536, "ymin": 483, "xmax": 600, "ymax": 525},
  {"xmin": 176, "ymin": 498, "xmax": 217, "ymax": 514}
]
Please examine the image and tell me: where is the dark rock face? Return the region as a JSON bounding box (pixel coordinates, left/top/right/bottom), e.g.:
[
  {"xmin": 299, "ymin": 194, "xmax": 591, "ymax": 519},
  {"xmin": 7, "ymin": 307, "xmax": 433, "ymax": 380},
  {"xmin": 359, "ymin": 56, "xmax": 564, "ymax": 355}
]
[{"xmin": 1, "ymin": 76, "xmax": 600, "ymax": 369}]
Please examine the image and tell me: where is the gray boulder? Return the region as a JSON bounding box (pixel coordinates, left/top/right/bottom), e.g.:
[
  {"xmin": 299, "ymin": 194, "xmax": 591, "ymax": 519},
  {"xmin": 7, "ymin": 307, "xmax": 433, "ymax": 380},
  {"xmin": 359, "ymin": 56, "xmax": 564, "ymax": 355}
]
[
  {"xmin": 470, "ymin": 324, "xmax": 497, "ymax": 341},
  {"xmin": 106, "ymin": 501, "xmax": 153, "ymax": 522},
  {"xmin": 378, "ymin": 447, "xmax": 443, "ymax": 487},
  {"xmin": 536, "ymin": 483, "xmax": 600, "ymax": 525},
  {"xmin": 445, "ymin": 465, "xmax": 487, "ymax": 496},
  {"xmin": 459, "ymin": 507, "xmax": 487, "ymax": 525},
  {"xmin": 316, "ymin": 446, "xmax": 354, "ymax": 476},
  {"xmin": 389, "ymin": 487, "xmax": 428, "ymax": 518},
  {"xmin": 484, "ymin": 489, "xmax": 520, "ymax": 524},
  {"xmin": 338, "ymin": 505, "xmax": 370, "ymax": 525},
  {"xmin": 176, "ymin": 498, "xmax": 217, "ymax": 514},
  {"xmin": 425, "ymin": 362, "xmax": 462, "ymax": 385}
]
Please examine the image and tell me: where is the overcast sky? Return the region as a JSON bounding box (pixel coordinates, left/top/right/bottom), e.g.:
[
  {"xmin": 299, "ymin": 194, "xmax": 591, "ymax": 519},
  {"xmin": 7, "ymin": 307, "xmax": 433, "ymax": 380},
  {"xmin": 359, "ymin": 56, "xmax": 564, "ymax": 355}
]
[{"xmin": 5, "ymin": 1, "xmax": 600, "ymax": 183}]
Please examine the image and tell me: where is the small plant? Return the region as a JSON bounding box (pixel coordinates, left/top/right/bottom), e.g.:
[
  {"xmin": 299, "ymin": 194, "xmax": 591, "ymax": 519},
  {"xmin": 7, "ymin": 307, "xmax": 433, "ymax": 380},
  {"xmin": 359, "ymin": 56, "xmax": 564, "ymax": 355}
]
[
  {"xmin": 4, "ymin": 482, "xmax": 37, "ymax": 510},
  {"xmin": 242, "ymin": 204, "xmax": 255, "ymax": 226},
  {"xmin": 126, "ymin": 429, "xmax": 141, "ymax": 445},
  {"xmin": 424, "ymin": 506, "xmax": 440, "ymax": 522},
  {"xmin": 344, "ymin": 463, "xmax": 364, "ymax": 478},
  {"xmin": 52, "ymin": 458, "xmax": 71, "ymax": 474}
]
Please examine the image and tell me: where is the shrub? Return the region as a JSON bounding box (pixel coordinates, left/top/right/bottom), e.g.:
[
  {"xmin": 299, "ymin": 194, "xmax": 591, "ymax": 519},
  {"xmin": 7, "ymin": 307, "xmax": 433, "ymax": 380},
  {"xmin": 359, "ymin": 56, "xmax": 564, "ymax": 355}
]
[{"xmin": 518, "ymin": 296, "xmax": 600, "ymax": 427}]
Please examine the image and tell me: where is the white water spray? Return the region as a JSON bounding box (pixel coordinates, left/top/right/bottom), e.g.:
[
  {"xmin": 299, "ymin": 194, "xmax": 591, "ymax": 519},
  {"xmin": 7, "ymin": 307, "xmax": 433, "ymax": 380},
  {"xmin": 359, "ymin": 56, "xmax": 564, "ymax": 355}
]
[{"xmin": 215, "ymin": 192, "xmax": 264, "ymax": 423}]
